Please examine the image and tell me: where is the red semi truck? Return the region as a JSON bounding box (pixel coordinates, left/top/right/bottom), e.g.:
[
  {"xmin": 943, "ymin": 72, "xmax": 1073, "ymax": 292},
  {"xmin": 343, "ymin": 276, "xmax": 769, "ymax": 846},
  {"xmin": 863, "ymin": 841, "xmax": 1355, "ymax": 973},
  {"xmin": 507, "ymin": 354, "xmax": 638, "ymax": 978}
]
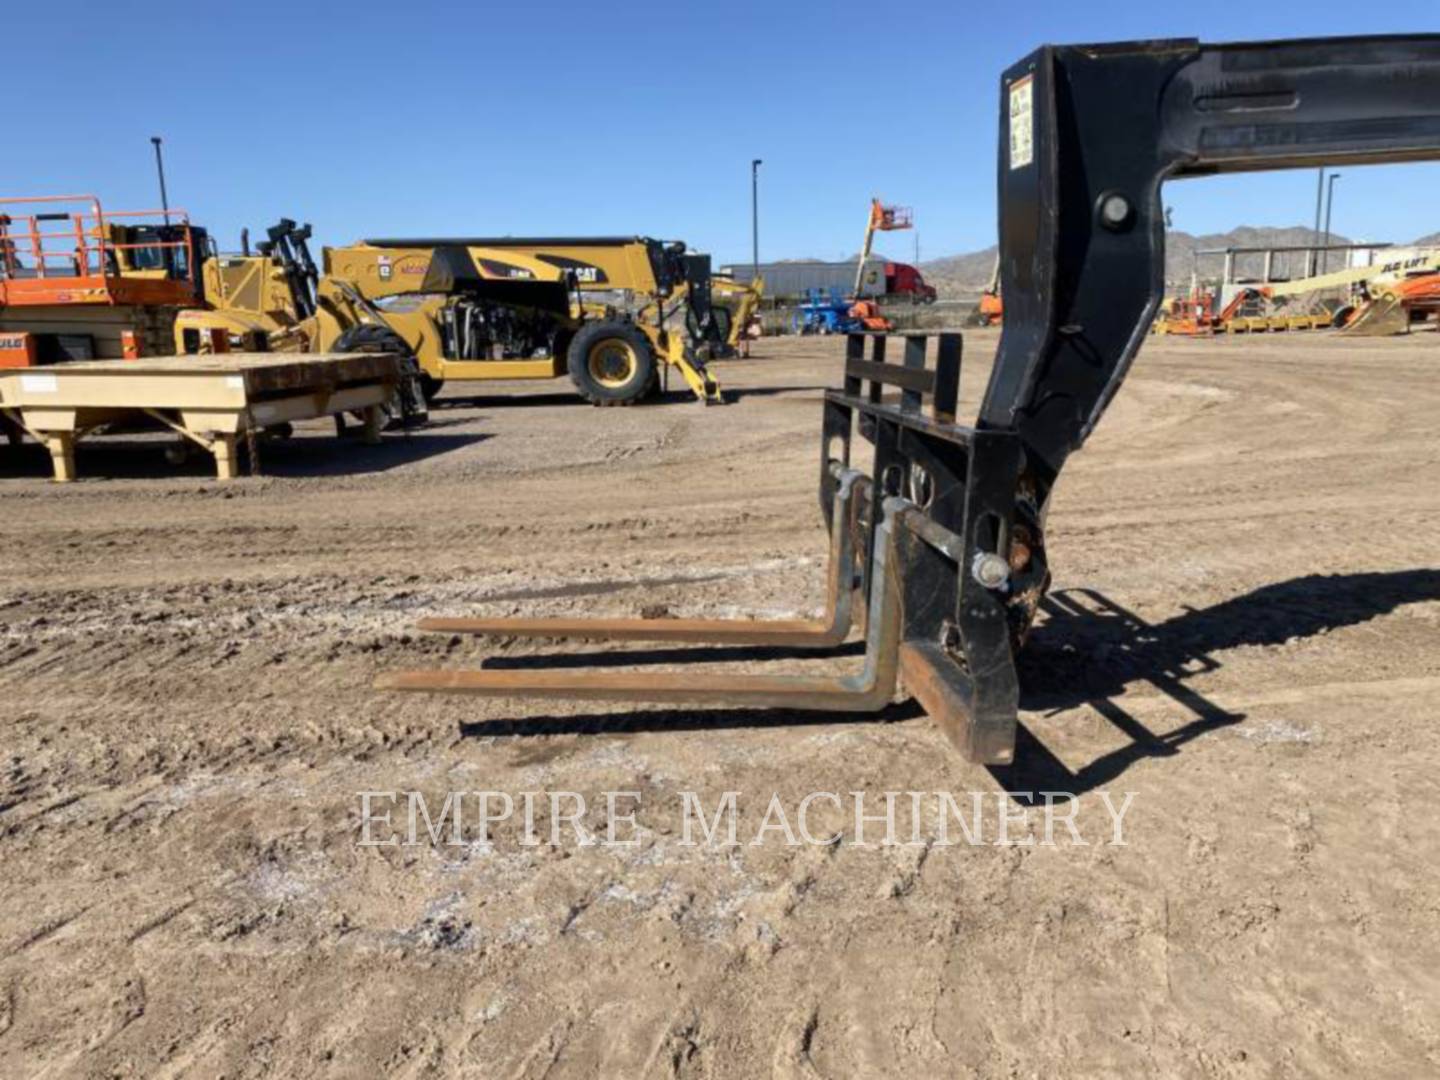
[{"xmin": 883, "ymin": 261, "xmax": 937, "ymax": 303}]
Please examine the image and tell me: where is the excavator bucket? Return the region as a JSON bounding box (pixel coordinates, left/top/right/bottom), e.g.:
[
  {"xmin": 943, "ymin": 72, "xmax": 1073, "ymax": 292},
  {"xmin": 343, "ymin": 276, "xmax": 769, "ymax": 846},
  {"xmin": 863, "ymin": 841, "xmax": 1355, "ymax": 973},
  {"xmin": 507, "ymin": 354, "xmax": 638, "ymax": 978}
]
[
  {"xmin": 1343, "ymin": 273, "xmax": 1440, "ymax": 335},
  {"xmin": 1342, "ymin": 293, "xmax": 1412, "ymax": 336},
  {"xmin": 379, "ymin": 35, "xmax": 1440, "ymax": 762}
]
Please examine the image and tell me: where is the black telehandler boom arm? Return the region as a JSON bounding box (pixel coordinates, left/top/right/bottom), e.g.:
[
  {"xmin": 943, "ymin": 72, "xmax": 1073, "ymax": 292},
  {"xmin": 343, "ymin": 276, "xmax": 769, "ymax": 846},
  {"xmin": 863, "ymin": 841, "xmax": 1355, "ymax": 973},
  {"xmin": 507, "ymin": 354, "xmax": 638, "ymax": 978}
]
[{"xmin": 989, "ymin": 36, "xmax": 1440, "ymax": 479}]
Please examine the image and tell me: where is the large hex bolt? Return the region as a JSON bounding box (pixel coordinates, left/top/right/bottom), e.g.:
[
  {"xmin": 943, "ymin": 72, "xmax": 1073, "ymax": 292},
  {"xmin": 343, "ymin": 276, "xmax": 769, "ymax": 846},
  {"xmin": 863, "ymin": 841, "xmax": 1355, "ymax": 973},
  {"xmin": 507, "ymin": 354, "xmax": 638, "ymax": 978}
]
[{"xmin": 971, "ymin": 552, "xmax": 1011, "ymax": 590}]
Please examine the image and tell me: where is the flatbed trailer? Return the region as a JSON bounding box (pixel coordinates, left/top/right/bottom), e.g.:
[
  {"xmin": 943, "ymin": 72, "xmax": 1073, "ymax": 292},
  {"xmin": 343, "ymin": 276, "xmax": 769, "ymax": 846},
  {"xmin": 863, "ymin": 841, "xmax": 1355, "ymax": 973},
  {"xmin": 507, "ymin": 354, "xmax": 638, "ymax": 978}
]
[{"xmin": 0, "ymin": 351, "xmax": 401, "ymax": 482}]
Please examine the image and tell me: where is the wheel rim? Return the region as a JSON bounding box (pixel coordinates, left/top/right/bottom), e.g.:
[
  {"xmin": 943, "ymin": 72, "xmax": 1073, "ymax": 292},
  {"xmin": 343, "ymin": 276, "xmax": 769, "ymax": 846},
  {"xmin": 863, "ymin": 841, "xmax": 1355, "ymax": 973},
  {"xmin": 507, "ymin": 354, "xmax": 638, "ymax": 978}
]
[{"xmin": 587, "ymin": 340, "xmax": 637, "ymax": 389}]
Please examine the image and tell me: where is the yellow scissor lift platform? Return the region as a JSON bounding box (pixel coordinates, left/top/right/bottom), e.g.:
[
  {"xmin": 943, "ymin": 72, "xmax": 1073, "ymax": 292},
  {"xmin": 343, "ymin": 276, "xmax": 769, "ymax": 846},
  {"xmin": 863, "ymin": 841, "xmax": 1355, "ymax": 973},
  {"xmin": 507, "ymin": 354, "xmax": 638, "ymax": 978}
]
[{"xmin": 0, "ymin": 352, "xmax": 402, "ymax": 482}]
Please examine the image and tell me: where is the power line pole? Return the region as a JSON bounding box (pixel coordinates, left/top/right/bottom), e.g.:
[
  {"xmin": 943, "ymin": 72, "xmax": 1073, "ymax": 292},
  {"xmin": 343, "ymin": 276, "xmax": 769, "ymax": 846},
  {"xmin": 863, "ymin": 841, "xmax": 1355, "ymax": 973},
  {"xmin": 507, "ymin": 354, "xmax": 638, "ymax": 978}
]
[
  {"xmin": 751, "ymin": 159, "xmax": 762, "ymax": 282},
  {"xmin": 1322, "ymin": 173, "xmax": 1342, "ymax": 273},
  {"xmin": 150, "ymin": 136, "xmax": 170, "ymax": 224}
]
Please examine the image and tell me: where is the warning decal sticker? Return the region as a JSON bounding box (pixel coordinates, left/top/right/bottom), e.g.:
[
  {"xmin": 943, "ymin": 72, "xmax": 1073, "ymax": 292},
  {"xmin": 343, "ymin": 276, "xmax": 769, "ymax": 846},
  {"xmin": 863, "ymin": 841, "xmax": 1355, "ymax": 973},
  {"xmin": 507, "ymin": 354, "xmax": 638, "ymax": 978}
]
[{"xmin": 1009, "ymin": 74, "xmax": 1034, "ymax": 170}]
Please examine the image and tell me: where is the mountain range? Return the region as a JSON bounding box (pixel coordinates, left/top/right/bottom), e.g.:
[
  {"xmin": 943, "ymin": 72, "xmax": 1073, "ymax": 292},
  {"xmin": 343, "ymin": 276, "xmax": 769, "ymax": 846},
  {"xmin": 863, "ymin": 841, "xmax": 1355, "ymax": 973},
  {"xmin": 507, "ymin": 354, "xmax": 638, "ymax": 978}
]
[{"xmin": 912, "ymin": 226, "xmax": 1440, "ymax": 298}]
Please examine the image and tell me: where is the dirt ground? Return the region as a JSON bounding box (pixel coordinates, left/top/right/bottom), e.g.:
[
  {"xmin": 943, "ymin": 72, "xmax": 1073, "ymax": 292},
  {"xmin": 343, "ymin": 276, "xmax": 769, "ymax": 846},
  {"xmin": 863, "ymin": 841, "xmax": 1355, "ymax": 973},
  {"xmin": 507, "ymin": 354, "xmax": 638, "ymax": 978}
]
[{"xmin": 2, "ymin": 329, "xmax": 1438, "ymax": 1078}]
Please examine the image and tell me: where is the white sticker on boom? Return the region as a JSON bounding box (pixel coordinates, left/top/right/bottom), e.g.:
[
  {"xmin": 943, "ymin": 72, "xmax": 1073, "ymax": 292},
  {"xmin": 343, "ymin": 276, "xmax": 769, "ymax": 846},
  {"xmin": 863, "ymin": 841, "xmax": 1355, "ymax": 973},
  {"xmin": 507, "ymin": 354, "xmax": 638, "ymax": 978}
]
[
  {"xmin": 225, "ymin": 375, "xmax": 245, "ymax": 389},
  {"xmin": 20, "ymin": 373, "xmax": 59, "ymax": 393},
  {"xmin": 1009, "ymin": 74, "xmax": 1034, "ymax": 170}
]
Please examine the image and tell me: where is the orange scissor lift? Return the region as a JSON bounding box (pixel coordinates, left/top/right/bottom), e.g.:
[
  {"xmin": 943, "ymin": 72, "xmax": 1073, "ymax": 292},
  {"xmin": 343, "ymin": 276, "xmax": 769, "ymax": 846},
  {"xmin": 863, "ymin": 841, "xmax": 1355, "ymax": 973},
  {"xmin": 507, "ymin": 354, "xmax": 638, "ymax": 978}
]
[
  {"xmin": 0, "ymin": 196, "xmax": 407, "ymax": 483},
  {"xmin": 0, "ymin": 194, "xmax": 204, "ymax": 366}
]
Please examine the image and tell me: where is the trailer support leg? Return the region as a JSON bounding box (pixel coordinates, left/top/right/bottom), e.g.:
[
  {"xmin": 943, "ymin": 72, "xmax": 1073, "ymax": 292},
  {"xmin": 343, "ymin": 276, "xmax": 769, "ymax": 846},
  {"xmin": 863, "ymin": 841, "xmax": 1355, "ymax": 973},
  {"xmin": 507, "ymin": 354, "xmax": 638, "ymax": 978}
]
[
  {"xmin": 361, "ymin": 405, "xmax": 384, "ymax": 446},
  {"xmin": 44, "ymin": 434, "xmax": 75, "ymax": 483},
  {"xmin": 213, "ymin": 433, "xmax": 238, "ymax": 480}
]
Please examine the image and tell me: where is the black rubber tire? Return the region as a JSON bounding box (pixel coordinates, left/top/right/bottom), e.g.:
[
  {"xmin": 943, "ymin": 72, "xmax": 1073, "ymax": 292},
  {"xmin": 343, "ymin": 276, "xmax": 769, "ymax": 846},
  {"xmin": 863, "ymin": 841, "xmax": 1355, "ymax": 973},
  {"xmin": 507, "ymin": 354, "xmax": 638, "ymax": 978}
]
[
  {"xmin": 333, "ymin": 324, "xmax": 429, "ymax": 427},
  {"xmin": 565, "ymin": 321, "xmax": 657, "ymax": 406},
  {"xmin": 711, "ymin": 306, "xmax": 734, "ymax": 348},
  {"xmin": 418, "ymin": 373, "xmax": 444, "ymax": 403},
  {"xmin": 684, "ymin": 305, "xmax": 734, "ymax": 350}
]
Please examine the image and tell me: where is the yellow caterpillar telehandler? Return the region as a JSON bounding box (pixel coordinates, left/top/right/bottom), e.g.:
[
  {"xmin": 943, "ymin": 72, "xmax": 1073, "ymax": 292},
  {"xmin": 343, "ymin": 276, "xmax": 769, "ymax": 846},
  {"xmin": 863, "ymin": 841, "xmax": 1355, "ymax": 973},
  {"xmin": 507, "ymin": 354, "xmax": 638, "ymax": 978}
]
[
  {"xmin": 369, "ymin": 234, "xmax": 763, "ymax": 359},
  {"xmin": 178, "ymin": 224, "xmax": 739, "ymax": 409}
]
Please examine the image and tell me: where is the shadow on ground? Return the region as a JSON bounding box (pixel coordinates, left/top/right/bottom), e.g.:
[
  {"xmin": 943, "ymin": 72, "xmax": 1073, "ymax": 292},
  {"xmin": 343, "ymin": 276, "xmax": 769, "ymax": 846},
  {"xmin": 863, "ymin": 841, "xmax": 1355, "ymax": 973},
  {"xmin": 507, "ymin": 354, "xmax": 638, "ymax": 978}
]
[
  {"xmin": 992, "ymin": 570, "xmax": 1440, "ymax": 795},
  {"xmin": 454, "ymin": 570, "xmax": 1440, "ymax": 788},
  {"xmin": 431, "ymin": 383, "xmax": 828, "ymax": 411},
  {"xmin": 0, "ymin": 430, "xmax": 490, "ymax": 481}
]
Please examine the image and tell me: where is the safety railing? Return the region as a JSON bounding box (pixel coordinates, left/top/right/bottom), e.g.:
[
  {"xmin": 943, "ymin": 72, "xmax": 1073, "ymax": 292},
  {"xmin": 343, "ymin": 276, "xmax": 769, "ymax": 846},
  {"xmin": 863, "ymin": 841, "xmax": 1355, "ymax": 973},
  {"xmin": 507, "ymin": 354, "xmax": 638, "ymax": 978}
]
[{"xmin": 0, "ymin": 194, "xmax": 195, "ymax": 289}]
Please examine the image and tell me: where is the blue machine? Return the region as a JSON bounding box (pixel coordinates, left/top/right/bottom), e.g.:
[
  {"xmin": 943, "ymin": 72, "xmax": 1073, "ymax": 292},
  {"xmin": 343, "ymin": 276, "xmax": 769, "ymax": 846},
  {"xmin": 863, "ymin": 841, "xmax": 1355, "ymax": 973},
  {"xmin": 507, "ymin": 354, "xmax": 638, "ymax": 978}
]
[{"xmin": 789, "ymin": 288, "xmax": 861, "ymax": 335}]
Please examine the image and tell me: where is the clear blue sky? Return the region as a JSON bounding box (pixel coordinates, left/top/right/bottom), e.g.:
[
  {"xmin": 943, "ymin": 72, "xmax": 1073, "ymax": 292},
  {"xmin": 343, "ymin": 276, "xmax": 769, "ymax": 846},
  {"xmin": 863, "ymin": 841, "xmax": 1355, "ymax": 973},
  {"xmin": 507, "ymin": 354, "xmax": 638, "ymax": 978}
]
[{"xmin": 9, "ymin": 2, "xmax": 1439, "ymax": 264}]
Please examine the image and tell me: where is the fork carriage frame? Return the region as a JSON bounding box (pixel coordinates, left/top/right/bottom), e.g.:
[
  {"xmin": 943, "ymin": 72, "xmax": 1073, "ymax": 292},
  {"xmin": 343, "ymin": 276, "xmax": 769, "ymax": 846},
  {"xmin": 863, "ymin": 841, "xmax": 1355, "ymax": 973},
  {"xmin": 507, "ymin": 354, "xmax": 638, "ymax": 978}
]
[
  {"xmin": 379, "ymin": 35, "xmax": 1440, "ymax": 761},
  {"xmin": 820, "ymin": 332, "xmax": 1039, "ymax": 762}
]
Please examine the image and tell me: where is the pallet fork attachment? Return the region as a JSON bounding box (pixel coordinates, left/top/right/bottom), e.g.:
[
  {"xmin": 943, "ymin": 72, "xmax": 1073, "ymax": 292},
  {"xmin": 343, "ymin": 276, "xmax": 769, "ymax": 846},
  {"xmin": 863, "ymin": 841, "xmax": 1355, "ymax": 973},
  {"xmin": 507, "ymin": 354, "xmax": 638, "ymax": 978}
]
[
  {"xmin": 379, "ymin": 35, "xmax": 1440, "ymax": 762},
  {"xmin": 383, "ymin": 504, "xmax": 904, "ymax": 714},
  {"xmin": 417, "ymin": 466, "xmax": 871, "ymax": 648}
]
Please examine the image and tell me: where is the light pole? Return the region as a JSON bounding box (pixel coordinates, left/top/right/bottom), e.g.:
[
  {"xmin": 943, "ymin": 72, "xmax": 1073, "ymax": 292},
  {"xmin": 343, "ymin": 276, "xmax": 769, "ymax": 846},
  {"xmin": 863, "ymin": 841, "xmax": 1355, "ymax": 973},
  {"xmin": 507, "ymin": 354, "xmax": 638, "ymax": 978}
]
[
  {"xmin": 1321, "ymin": 172, "xmax": 1342, "ymax": 273},
  {"xmin": 150, "ymin": 136, "xmax": 170, "ymax": 224},
  {"xmin": 751, "ymin": 158, "xmax": 762, "ymax": 282},
  {"xmin": 1311, "ymin": 165, "xmax": 1325, "ymax": 275}
]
